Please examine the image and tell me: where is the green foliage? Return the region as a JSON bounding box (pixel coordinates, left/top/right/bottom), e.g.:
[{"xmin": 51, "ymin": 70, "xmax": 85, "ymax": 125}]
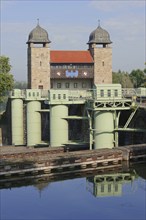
[
  {"xmin": 112, "ymin": 70, "xmax": 133, "ymax": 88},
  {"xmin": 0, "ymin": 56, "xmax": 14, "ymax": 103},
  {"xmin": 0, "ymin": 56, "xmax": 11, "ymax": 74},
  {"xmin": 14, "ymin": 81, "xmax": 27, "ymax": 89},
  {"xmin": 0, "ymin": 73, "xmax": 14, "ymax": 94},
  {"xmin": 130, "ymin": 69, "xmax": 145, "ymax": 88},
  {"xmin": 113, "ymin": 68, "xmax": 146, "ymax": 88}
]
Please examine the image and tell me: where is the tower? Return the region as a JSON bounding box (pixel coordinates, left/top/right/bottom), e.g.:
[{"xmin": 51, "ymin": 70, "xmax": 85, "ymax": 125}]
[
  {"xmin": 27, "ymin": 22, "xmax": 51, "ymax": 89},
  {"xmin": 88, "ymin": 21, "xmax": 112, "ymax": 84}
]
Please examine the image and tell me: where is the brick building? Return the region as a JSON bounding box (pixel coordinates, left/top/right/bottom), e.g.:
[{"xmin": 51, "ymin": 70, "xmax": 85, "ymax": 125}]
[{"xmin": 26, "ymin": 21, "xmax": 112, "ymax": 90}]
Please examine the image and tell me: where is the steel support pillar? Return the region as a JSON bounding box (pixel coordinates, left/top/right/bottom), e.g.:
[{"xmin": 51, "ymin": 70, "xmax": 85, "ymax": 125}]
[
  {"xmin": 11, "ymin": 98, "xmax": 24, "ymax": 145},
  {"xmin": 27, "ymin": 101, "xmax": 41, "ymax": 146},
  {"xmin": 50, "ymin": 105, "xmax": 68, "ymax": 147},
  {"xmin": 94, "ymin": 111, "xmax": 114, "ymax": 149}
]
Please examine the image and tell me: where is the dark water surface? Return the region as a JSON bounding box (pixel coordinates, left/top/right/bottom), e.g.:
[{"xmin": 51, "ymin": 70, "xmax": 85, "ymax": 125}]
[{"xmin": 1, "ymin": 164, "xmax": 146, "ymax": 220}]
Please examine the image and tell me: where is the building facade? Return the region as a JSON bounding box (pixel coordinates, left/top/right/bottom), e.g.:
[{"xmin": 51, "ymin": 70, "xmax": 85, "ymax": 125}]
[{"xmin": 27, "ymin": 22, "xmax": 112, "ymax": 90}]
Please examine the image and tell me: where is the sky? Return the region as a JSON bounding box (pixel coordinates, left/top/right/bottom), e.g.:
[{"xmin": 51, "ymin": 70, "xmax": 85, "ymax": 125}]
[{"xmin": 1, "ymin": 0, "xmax": 146, "ymax": 81}]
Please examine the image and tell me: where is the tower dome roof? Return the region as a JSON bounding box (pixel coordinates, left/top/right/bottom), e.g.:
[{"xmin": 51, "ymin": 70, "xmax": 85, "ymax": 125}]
[
  {"xmin": 87, "ymin": 23, "xmax": 112, "ymax": 45},
  {"xmin": 27, "ymin": 24, "xmax": 51, "ymax": 44}
]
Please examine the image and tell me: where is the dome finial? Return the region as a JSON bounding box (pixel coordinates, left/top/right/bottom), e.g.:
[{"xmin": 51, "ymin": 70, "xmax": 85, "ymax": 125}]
[
  {"xmin": 27, "ymin": 21, "xmax": 51, "ymax": 44},
  {"xmin": 98, "ymin": 19, "xmax": 100, "ymax": 27},
  {"xmin": 87, "ymin": 21, "xmax": 112, "ymax": 45}
]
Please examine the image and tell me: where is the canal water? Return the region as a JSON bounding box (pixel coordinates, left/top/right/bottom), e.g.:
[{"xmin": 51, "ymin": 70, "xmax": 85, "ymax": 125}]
[{"xmin": 1, "ymin": 163, "xmax": 145, "ymax": 220}]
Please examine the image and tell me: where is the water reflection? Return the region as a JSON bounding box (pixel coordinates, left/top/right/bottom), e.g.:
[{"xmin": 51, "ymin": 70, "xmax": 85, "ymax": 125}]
[
  {"xmin": 1, "ymin": 163, "xmax": 145, "ymax": 220},
  {"xmin": 86, "ymin": 163, "xmax": 146, "ymax": 198},
  {"xmin": 1, "ymin": 163, "xmax": 146, "ymax": 198},
  {"xmin": 86, "ymin": 171, "xmax": 137, "ymax": 197}
]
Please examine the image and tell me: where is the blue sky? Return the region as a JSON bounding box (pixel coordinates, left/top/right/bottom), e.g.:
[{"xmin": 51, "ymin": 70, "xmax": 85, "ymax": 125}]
[{"xmin": 1, "ymin": 0, "xmax": 146, "ymax": 81}]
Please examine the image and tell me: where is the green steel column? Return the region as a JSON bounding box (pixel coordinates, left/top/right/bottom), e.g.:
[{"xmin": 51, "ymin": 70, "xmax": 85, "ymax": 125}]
[
  {"xmin": 114, "ymin": 111, "xmax": 121, "ymax": 147},
  {"xmin": 94, "ymin": 111, "xmax": 114, "ymax": 149},
  {"xmin": 11, "ymin": 98, "xmax": 24, "ymax": 145},
  {"xmin": 50, "ymin": 105, "xmax": 68, "ymax": 147},
  {"xmin": 27, "ymin": 101, "xmax": 41, "ymax": 146}
]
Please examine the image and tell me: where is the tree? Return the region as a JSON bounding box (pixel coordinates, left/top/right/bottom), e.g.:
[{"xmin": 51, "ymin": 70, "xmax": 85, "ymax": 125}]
[
  {"xmin": 14, "ymin": 81, "xmax": 27, "ymax": 89},
  {"xmin": 0, "ymin": 56, "xmax": 14, "ymax": 103},
  {"xmin": 130, "ymin": 69, "xmax": 145, "ymax": 88},
  {"xmin": 112, "ymin": 70, "xmax": 133, "ymax": 88},
  {"xmin": 0, "ymin": 56, "xmax": 11, "ymax": 73}
]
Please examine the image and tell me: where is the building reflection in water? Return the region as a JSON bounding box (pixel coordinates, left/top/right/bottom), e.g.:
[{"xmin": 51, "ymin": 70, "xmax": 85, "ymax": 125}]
[
  {"xmin": 86, "ymin": 163, "xmax": 146, "ymax": 197},
  {"xmin": 0, "ymin": 163, "xmax": 145, "ymax": 198},
  {"xmin": 86, "ymin": 172, "xmax": 137, "ymax": 197}
]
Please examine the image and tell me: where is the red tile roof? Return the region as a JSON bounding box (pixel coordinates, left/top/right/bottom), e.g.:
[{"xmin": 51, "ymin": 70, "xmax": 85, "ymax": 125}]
[{"xmin": 50, "ymin": 50, "xmax": 93, "ymax": 63}]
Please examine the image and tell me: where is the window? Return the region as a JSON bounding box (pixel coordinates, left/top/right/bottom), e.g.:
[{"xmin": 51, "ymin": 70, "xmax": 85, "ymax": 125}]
[
  {"xmin": 114, "ymin": 90, "xmax": 118, "ymax": 97},
  {"xmin": 68, "ymin": 64, "xmax": 72, "ymax": 69},
  {"xmin": 58, "ymin": 94, "xmax": 61, "ymax": 99},
  {"xmin": 115, "ymin": 184, "xmax": 118, "ymax": 192},
  {"xmin": 57, "ymin": 83, "xmax": 61, "ymax": 88},
  {"xmin": 108, "ymin": 184, "xmax": 111, "ymax": 192},
  {"xmin": 53, "ymin": 94, "xmax": 56, "ymax": 99},
  {"xmin": 65, "ymin": 83, "xmax": 70, "ymax": 88},
  {"xmin": 38, "ymin": 85, "xmax": 43, "ymax": 89},
  {"xmin": 101, "ymin": 184, "xmax": 104, "ymax": 193},
  {"xmin": 100, "ymin": 90, "xmax": 104, "ymax": 97},
  {"xmin": 74, "ymin": 83, "xmax": 78, "ymax": 88},
  {"xmin": 63, "ymin": 94, "xmax": 66, "ymax": 99},
  {"xmin": 82, "ymin": 82, "xmax": 86, "ymax": 88},
  {"xmin": 107, "ymin": 90, "xmax": 111, "ymax": 97}
]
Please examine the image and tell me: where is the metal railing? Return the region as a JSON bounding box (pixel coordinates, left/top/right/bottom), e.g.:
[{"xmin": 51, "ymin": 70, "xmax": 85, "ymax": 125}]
[
  {"xmin": 122, "ymin": 88, "xmax": 146, "ymax": 98},
  {"xmin": 9, "ymin": 87, "xmax": 146, "ymax": 104}
]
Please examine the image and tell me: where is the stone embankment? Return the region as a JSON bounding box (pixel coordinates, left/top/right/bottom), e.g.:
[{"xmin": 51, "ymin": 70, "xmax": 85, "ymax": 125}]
[{"xmin": 0, "ymin": 144, "xmax": 146, "ymax": 183}]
